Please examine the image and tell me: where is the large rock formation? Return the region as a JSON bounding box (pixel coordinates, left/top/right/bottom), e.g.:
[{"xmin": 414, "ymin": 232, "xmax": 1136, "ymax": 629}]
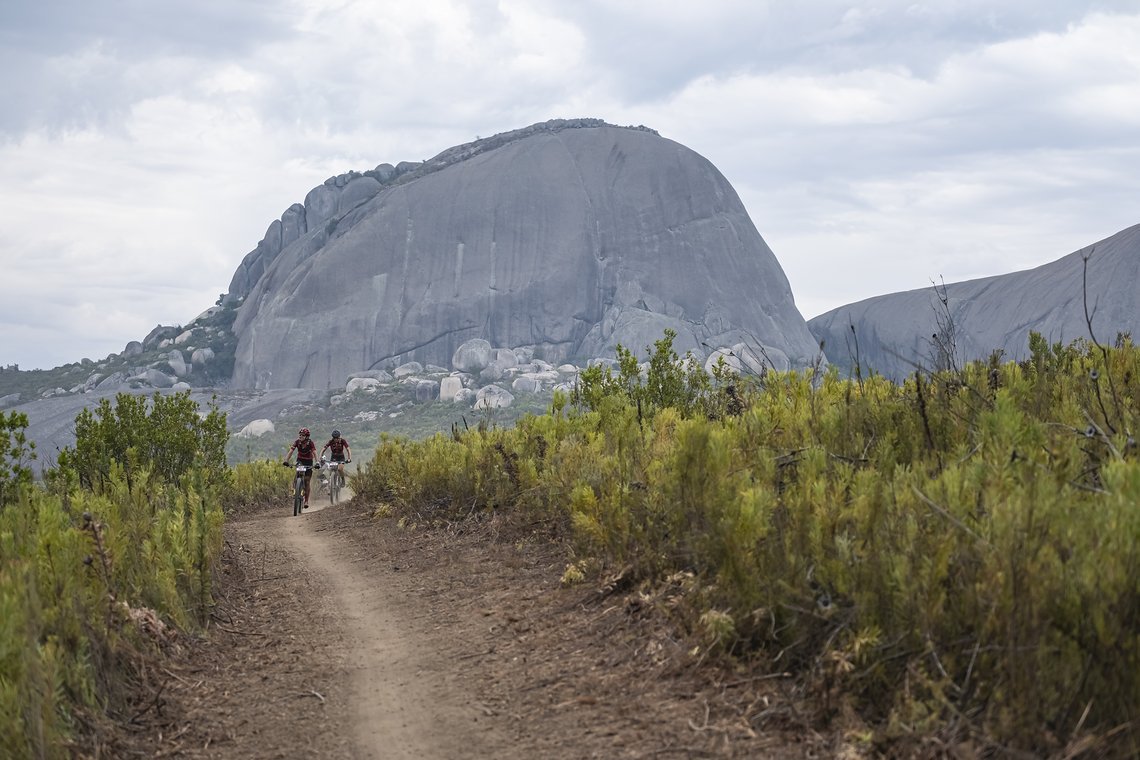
[
  {"xmin": 228, "ymin": 119, "xmax": 819, "ymax": 389},
  {"xmin": 808, "ymin": 224, "xmax": 1140, "ymax": 380}
]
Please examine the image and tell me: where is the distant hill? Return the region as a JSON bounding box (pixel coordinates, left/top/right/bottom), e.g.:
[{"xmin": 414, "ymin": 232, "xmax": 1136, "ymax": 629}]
[{"xmin": 807, "ymin": 224, "xmax": 1140, "ymax": 380}]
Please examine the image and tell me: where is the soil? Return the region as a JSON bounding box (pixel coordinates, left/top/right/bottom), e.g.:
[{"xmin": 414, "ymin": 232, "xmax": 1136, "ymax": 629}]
[{"xmin": 102, "ymin": 493, "xmax": 837, "ymax": 759}]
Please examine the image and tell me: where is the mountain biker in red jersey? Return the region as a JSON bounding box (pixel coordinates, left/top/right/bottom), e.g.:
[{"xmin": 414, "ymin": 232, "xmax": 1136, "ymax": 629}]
[
  {"xmin": 320, "ymin": 429, "xmax": 352, "ymax": 466},
  {"xmin": 283, "ymin": 428, "xmax": 318, "ymax": 508}
]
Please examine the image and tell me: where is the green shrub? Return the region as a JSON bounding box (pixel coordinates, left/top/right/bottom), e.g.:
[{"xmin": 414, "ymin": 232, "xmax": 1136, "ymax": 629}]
[
  {"xmin": 356, "ymin": 334, "xmax": 1140, "ymax": 755},
  {"xmin": 1, "ymin": 395, "xmax": 228, "ymax": 757}
]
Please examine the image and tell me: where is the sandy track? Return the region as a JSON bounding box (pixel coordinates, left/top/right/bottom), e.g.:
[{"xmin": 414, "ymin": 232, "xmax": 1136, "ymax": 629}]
[{"xmin": 280, "ymin": 498, "xmax": 500, "ymax": 759}]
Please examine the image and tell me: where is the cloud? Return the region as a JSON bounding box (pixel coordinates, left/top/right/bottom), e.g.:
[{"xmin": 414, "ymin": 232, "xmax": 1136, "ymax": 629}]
[{"xmin": 1, "ymin": 1, "xmax": 1139, "ymax": 368}]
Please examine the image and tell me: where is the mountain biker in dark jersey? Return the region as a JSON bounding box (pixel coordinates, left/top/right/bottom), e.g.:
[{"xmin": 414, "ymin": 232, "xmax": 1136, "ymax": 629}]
[
  {"xmin": 320, "ymin": 430, "xmax": 351, "ymax": 464},
  {"xmin": 283, "ymin": 427, "xmax": 318, "ymax": 508}
]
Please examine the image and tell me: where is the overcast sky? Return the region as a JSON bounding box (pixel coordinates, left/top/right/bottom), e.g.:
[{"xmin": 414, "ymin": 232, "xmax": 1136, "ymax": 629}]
[{"xmin": 2, "ymin": 1, "xmax": 1138, "ymax": 370}]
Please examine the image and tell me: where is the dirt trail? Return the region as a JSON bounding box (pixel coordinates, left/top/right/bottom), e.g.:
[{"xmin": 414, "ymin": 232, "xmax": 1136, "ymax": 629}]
[
  {"xmin": 280, "ymin": 495, "xmax": 504, "ymax": 759},
  {"xmin": 138, "ymin": 496, "xmax": 815, "ymax": 759}
]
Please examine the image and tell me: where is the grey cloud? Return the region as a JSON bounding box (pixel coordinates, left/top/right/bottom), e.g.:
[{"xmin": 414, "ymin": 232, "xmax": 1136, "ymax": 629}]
[
  {"xmin": 534, "ymin": 1, "xmax": 1137, "ymax": 99},
  {"xmin": 0, "ymin": 0, "xmax": 290, "ymax": 135}
]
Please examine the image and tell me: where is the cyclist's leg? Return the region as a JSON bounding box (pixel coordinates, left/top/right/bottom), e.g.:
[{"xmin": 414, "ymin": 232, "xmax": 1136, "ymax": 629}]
[{"xmin": 303, "ymin": 468, "xmax": 313, "ymax": 501}]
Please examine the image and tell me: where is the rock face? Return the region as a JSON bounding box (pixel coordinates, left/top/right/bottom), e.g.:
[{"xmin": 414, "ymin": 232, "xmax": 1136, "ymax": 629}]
[
  {"xmin": 229, "ymin": 119, "xmax": 819, "ymax": 390},
  {"xmin": 808, "ymin": 224, "xmax": 1140, "ymax": 381}
]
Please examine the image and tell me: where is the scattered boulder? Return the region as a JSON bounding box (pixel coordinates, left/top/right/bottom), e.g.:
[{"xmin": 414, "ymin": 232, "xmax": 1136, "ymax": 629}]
[
  {"xmin": 452, "ymin": 339, "xmax": 494, "ymax": 374},
  {"xmin": 346, "ymin": 377, "xmax": 381, "ymax": 394},
  {"xmin": 142, "ymin": 325, "xmax": 180, "ymax": 350},
  {"xmin": 165, "ymin": 350, "xmax": 189, "ymax": 378},
  {"xmin": 191, "ymin": 348, "xmax": 215, "ymax": 367},
  {"xmin": 237, "ymin": 419, "xmax": 276, "ymax": 438},
  {"xmin": 0, "ymin": 393, "xmax": 20, "ymax": 409},
  {"xmin": 131, "ymin": 369, "xmax": 175, "ymax": 388},
  {"xmin": 123, "ymin": 341, "xmax": 144, "ymax": 357},
  {"xmin": 479, "ymin": 363, "xmax": 505, "ymax": 383},
  {"xmin": 492, "ymin": 348, "xmax": 518, "ymax": 369},
  {"xmin": 96, "ymin": 372, "xmax": 129, "ymax": 390},
  {"xmin": 453, "ymin": 387, "xmax": 477, "ymax": 405},
  {"xmin": 415, "ymin": 379, "xmax": 439, "ymax": 403},
  {"xmin": 511, "ymin": 376, "xmax": 541, "ymax": 394},
  {"xmin": 439, "ymin": 376, "xmax": 463, "ymax": 402},
  {"xmin": 474, "ymin": 385, "xmax": 514, "ymax": 409},
  {"xmin": 393, "ymin": 361, "xmax": 424, "ymax": 379},
  {"xmin": 704, "ymin": 347, "xmax": 744, "ymax": 375}
]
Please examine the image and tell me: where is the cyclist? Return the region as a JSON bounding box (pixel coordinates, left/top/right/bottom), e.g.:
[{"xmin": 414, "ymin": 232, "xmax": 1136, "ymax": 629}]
[
  {"xmin": 321, "ymin": 429, "xmax": 352, "ymax": 465},
  {"xmin": 283, "ymin": 427, "xmax": 318, "ymax": 509}
]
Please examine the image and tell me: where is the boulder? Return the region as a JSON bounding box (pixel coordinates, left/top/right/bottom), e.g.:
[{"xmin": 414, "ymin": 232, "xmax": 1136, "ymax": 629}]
[
  {"xmin": 191, "ymin": 347, "xmax": 215, "ymax": 366},
  {"xmin": 454, "ymin": 387, "xmax": 477, "ymax": 405},
  {"xmin": 0, "ymin": 393, "xmax": 20, "ymax": 409},
  {"xmin": 165, "ymin": 350, "xmax": 189, "ymax": 377},
  {"xmin": 478, "ymin": 363, "xmax": 505, "ymax": 383},
  {"xmin": 393, "ymin": 361, "xmax": 423, "ymax": 379},
  {"xmin": 492, "ymin": 348, "xmax": 518, "ymax": 369},
  {"xmin": 346, "ymin": 377, "xmax": 381, "ymax": 394},
  {"xmin": 95, "ymin": 372, "xmax": 128, "ymax": 390},
  {"xmin": 237, "ymin": 419, "xmax": 276, "ymax": 438},
  {"xmin": 511, "ymin": 376, "xmax": 541, "ymax": 394},
  {"xmin": 142, "ymin": 325, "xmax": 180, "ymax": 350},
  {"xmin": 439, "ymin": 376, "xmax": 463, "ymax": 402},
  {"xmin": 123, "ymin": 341, "xmax": 144, "ymax": 357},
  {"xmin": 474, "ymin": 385, "xmax": 514, "ymax": 409},
  {"xmin": 136, "ymin": 369, "xmax": 175, "ymax": 388},
  {"xmin": 415, "ymin": 379, "xmax": 439, "ymax": 403},
  {"xmin": 452, "ymin": 339, "xmax": 493, "ymax": 373},
  {"xmin": 704, "ymin": 347, "xmax": 744, "ymax": 375}
]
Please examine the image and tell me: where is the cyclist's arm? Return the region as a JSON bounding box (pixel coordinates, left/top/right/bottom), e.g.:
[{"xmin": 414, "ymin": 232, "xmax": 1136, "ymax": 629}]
[{"xmin": 283, "ymin": 442, "xmax": 296, "ymax": 463}]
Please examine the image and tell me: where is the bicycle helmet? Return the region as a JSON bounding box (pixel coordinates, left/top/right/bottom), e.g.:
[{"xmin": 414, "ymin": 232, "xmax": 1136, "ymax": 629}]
[
  {"xmin": 332, "ymin": 430, "xmax": 340, "ymax": 438},
  {"xmin": 299, "ymin": 427, "xmax": 310, "ymax": 436}
]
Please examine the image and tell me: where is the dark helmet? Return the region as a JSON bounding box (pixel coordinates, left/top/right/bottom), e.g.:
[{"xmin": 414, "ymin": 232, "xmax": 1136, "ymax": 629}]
[
  {"xmin": 299, "ymin": 428, "xmax": 310, "ymax": 437},
  {"xmin": 332, "ymin": 430, "xmax": 340, "ymax": 438}
]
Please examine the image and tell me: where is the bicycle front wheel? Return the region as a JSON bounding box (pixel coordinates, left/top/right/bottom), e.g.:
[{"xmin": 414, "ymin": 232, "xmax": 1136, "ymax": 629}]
[{"xmin": 293, "ymin": 475, "xmax": 304, "ymax": 516}]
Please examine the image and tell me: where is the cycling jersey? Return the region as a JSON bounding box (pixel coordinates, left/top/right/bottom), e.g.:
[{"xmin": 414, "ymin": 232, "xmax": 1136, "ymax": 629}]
[
  {"xmin": 324, "ymin": 437, "xmax": 349, "ymax": 460},
  {"xmin": 290, "ymin": 437, "xmax": 318, "ymax": 463}
]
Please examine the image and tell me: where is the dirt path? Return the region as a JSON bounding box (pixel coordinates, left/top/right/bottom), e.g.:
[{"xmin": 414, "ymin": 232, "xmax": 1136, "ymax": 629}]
[
  {"xmin": 280, "ymin": 495, "xmax": 506, "ymax": 759},
  {"xmin": 135, "ymin": 497, "xmax": 818, "ymax": 759}
]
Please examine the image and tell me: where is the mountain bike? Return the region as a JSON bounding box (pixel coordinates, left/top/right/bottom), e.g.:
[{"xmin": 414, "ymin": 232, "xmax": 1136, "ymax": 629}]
[
  {"xmin": 324, "ymin": 458, "xmax": 350, "ymax": 505},
  {"xmin": 284, "ymin": 461, "xmax": 320, "ymax": 516}
]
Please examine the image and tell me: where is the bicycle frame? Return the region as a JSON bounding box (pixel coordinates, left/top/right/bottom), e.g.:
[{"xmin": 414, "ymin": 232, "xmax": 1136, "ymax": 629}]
[{"xmin": 291, "ymin": 462, "xmax": 319, "ymax": 516}]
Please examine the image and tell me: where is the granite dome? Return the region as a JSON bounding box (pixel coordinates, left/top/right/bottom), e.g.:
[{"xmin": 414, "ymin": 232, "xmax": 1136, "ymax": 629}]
[
  {"xmin": 808, "ymin": 223, "xmax": 1140, "ymax": 381},
  {"xmin": 227, "ymin": 119, "xmax": 819, "ymax": 390}
]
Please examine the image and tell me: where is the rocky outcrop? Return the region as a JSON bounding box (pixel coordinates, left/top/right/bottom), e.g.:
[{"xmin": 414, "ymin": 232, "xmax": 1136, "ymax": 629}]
[
  {"xmin": 228, "ymin": 119, "xmax": 819, "ymax": 390},
  {"xmin": 808, "ymin": 224, "xmax": 1140, "ymax": 381}
]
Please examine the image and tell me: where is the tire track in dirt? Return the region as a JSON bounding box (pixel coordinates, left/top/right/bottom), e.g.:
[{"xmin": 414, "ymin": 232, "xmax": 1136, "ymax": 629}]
[{"xmin": 271, "ymin": 497, "xmax": 507, "ymax": 759}]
